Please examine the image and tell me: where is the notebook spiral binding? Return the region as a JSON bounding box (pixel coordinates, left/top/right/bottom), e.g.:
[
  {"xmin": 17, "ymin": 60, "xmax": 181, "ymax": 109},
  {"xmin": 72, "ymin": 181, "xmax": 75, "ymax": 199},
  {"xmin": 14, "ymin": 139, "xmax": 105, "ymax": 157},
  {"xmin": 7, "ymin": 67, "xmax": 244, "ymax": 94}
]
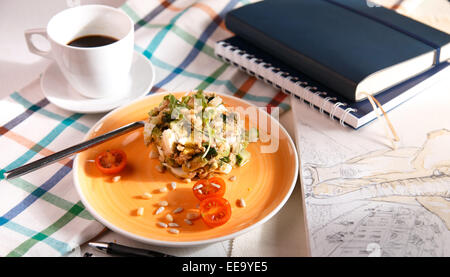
[{"xmin": 216, "ymin": 41, "xmax": 358, "ymax": 126}]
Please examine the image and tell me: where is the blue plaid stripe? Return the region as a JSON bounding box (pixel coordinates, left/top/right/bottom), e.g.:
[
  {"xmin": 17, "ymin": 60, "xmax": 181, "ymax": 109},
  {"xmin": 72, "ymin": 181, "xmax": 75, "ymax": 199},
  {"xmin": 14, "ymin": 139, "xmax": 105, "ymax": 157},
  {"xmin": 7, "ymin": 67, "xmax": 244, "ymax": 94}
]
[
  {"xmin": 9, "ymin": 92, "xmax": 90, "ymax": 134},
  {"xmin": 0, "ymin": 160, "xmax": 73, "ymax": 226},
  {"xmin": 0, "ymin": 97, "xmax": 49, "ymax": 135},
  {"xmin": 134, "ymin": 45, "xmax": 291, "ymax": 111},
  {"xmin": 134, "ymin": 0, "xmax": 177, "ymax": 31},
  {"xmin": 7, "ymin": 177, "xmax": 93, "ymax": 220},
  {"xmin": 150, "ymin": 0, "xmax": 241, "ymax": 92},
  {"xmin": 141, "ymin": 8, "xmax": 188, "ymax": 60},
  {"xmin": 0, "ymin": 113, "xmax": 83, "ymax": 178}
]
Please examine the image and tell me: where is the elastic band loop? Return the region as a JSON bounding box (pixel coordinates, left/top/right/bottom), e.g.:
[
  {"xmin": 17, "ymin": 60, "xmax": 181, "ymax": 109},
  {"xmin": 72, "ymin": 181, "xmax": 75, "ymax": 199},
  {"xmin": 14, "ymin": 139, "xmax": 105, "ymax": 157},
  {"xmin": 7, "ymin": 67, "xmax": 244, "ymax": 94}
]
[{"xmin": 359, "ymin": 92, "xmax": 400, "ymax": 149}]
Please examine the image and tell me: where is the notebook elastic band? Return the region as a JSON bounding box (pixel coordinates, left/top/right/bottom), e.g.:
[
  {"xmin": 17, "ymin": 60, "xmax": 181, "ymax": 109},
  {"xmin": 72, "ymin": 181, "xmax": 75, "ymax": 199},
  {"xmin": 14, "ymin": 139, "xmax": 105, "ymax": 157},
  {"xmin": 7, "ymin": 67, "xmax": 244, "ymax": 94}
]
[{"xmin": 359, "ymin": 92, "xmax": 400, "ymax": 149}]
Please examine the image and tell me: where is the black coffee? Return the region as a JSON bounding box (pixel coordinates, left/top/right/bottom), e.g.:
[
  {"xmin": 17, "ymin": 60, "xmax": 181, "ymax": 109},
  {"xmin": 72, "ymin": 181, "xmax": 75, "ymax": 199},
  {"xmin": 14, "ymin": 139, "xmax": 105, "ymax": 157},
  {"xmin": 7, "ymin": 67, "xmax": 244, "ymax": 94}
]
[{"xmin": 67, "ymin": 35, "xmax": 118, "ymax": 48}]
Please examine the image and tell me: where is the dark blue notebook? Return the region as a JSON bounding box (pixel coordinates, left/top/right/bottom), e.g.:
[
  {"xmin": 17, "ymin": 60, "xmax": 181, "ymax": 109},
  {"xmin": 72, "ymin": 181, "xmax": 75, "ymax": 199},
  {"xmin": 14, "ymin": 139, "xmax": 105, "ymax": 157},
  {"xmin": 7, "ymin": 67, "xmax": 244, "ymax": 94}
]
[
  {"xmin": 215, "ymin": 36, "xmax": 450, "ymax": 129},
  {"xmin": 224, "ymin": 0, "xmax": 450, "ymax": 102}
]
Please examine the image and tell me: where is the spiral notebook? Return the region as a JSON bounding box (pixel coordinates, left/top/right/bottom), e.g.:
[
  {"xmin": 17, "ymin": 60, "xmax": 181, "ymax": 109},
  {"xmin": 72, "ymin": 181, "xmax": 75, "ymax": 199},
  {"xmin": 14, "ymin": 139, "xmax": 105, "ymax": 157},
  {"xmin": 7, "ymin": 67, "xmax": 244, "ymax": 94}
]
[{"xmin": 215, "ymin": 36, "xmax": 450, "ymax": 129}]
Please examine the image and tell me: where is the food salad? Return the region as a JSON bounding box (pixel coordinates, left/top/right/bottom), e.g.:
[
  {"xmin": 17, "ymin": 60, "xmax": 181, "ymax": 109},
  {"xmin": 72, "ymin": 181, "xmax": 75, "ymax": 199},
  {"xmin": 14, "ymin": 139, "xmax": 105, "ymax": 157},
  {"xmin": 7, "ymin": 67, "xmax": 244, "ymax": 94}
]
[{"xmin": 143, "ymin": 91, "xmax": 257, "ymax": 179}]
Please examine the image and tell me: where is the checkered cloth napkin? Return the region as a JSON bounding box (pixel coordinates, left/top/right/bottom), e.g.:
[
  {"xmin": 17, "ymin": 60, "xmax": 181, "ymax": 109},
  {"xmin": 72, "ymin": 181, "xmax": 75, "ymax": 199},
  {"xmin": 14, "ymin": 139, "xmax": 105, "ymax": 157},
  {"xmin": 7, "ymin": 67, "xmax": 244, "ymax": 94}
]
[{"xmin": 0, "ymin": 0, "xmax": 289, "ymax": 257}]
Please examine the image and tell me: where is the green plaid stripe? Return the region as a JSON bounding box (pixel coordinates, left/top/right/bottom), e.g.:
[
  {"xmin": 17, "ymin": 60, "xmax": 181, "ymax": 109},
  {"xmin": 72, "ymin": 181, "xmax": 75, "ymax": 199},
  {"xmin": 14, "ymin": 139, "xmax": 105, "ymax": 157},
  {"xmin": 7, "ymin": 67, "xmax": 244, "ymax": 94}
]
[
  {"xmin": 2, "ymin": 221, "xmax": 71, "ymax": 255},
  {"xmin": 0, "ymin": 113, "xmax": 84, "ymax": 178},
  {"xmin": 7, "ymin": 178, "xmax": 93, "ymax": 220},
  {"xmin": 149, "ymin": 0, "xmax": 241, "ymax": 92},
  {"xmin": 0, "ymin": 95, "xmax": 95, "ymax": 256},
  {"xmin": 123, "ymin": 3, "xmax": 219, "ymax": 60},
  {"xmin": 9, "ymin": 92, "xmax": 90, "ymax": 134},
  {"xmin": 0, "ymin": 0, "xmax": 289, "ymax": 257},
  {"xmin": 124, "ymin": 3, "xmax": 290, "ymax": 111},
  {"xmin": 6, "ymin": 201, "xmax": 86, "ymax": 257},
  {"xmin": 195, "ymin": 63, "xmax": 230, "ymax": 90}
]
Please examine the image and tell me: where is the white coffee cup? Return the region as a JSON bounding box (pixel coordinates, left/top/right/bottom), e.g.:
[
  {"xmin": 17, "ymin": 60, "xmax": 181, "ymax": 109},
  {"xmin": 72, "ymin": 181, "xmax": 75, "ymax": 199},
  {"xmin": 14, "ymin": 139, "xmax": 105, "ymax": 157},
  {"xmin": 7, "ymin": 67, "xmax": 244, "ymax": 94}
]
[{"xmin": 25, "ymin": 5, "xmax": 134, "ymax": 99}]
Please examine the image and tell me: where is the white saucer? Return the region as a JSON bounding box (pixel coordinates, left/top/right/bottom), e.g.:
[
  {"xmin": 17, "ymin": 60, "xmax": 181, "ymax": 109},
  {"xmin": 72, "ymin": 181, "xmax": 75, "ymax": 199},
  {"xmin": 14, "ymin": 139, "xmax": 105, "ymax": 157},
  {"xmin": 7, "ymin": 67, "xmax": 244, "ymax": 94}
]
[{"xmin": 41, "ymin": 51, "xmax": 155, "ymax": 114}]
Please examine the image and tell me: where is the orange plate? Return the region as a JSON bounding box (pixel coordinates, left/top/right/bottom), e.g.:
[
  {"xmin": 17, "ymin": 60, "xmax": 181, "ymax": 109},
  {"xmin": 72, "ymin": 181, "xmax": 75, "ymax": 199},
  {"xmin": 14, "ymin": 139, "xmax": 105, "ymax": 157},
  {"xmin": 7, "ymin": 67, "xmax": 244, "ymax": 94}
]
[{"xmin": 73, "ymin": 92, "xmax": 298, "ymax": 246}]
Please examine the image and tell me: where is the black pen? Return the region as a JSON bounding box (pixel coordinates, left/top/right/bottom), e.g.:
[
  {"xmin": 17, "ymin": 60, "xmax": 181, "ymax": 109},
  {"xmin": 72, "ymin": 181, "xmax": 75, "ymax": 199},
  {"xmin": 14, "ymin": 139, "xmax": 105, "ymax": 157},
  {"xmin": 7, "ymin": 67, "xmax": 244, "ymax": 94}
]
[{"xmin": 88, "ymin": 242, "xmax": 176, "ymax": 257}]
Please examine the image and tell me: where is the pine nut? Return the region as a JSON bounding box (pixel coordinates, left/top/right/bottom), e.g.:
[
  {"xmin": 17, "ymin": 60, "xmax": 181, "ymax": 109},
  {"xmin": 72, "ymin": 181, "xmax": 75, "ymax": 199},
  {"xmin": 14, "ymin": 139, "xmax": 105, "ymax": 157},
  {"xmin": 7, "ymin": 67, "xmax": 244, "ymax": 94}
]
[
  {"xmin": 159, "ymin": 187, "xmax": 168, "ymax": 193},
  {"xmin": 166, "ymin": 214, "xmax": 173, "ymax": 222},
  {"xmin": 170, "ymin": 182, "xmax": 177, "ymax": 190},
  {"xmin": 210, "ymin": 183, "xmax": 220, "ymax": 189},
  {"xmin": 136, "ymin": 207, "xmax": 144, "ymax": 216},
  {"xmin": 158, "ymin": 200, "xmax": 169, "ymax": 207},
  {"xmin": 155, "ymin": 207, "xmax": 165, "ymax": 215},
  {"xmin": 193, "ymin": 184, "xmax": 203, "ymax": 190},
  {"xmin": 186, "ymin": 211, "xmax": 200, "ymax": 220},
  {"xmin": 157, "ymin": 222, "xmax": 168, "ymax": 228},
  {"xmin": 168, "ymin": 228, "xmax": 179, "ymax": 234},
  {"xmin": 238, "ymin": 198, "xmax": 246, "ymax": 208},
  {"xmin": 173, "ymin": 207, "xmax": 184, "ymax": 214},
  {"xmin": 142, "ymin": 192, "xmax": 152, "ymax": 199}
]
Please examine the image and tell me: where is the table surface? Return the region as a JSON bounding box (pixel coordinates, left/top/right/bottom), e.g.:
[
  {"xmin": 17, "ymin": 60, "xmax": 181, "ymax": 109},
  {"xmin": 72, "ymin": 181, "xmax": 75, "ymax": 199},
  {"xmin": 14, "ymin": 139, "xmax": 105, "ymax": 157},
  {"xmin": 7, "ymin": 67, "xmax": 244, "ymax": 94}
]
[{"xmin": 1, "ymin": 0, "xmax": 448, "ymax": 257}]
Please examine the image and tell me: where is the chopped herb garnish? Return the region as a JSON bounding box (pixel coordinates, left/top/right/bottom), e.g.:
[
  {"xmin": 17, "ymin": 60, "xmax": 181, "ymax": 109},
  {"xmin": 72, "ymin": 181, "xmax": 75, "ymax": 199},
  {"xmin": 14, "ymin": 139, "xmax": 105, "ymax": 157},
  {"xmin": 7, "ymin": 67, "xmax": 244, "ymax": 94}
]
[
  {"xmin": 204, "ymin": 147, "xmax": 218, "ymax": 159},
  {"xmin": 144, "ymin": 92, "xmax": 256, "ymax": 179},
  {"xmin": 220, "ymin": 156, "xmax": 231, "ymax": 163}
]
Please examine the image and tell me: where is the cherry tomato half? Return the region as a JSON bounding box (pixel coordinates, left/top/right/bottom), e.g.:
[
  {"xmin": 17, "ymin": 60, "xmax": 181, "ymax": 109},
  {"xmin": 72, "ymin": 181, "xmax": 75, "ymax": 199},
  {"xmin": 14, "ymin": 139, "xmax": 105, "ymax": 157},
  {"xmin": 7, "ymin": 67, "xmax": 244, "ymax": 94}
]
[
  {"xmin": 95, "ymin": 149, "xmax": 127, "ymax": 175},
  {"xmin": 199, "ymin": 197, "xmax": 232, "ymax": 228},
  {"xmin": 192, "ymin": 177, "xmax": 226, "ymax": 201}
]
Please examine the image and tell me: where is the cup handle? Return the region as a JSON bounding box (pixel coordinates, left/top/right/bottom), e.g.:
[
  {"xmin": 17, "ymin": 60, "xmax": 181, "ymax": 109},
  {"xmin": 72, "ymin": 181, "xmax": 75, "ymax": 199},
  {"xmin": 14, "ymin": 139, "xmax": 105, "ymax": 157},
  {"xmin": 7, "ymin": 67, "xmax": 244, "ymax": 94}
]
[{"xmin": 24, "ymin": 28, "xmax": 52, "ymax": 59}]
